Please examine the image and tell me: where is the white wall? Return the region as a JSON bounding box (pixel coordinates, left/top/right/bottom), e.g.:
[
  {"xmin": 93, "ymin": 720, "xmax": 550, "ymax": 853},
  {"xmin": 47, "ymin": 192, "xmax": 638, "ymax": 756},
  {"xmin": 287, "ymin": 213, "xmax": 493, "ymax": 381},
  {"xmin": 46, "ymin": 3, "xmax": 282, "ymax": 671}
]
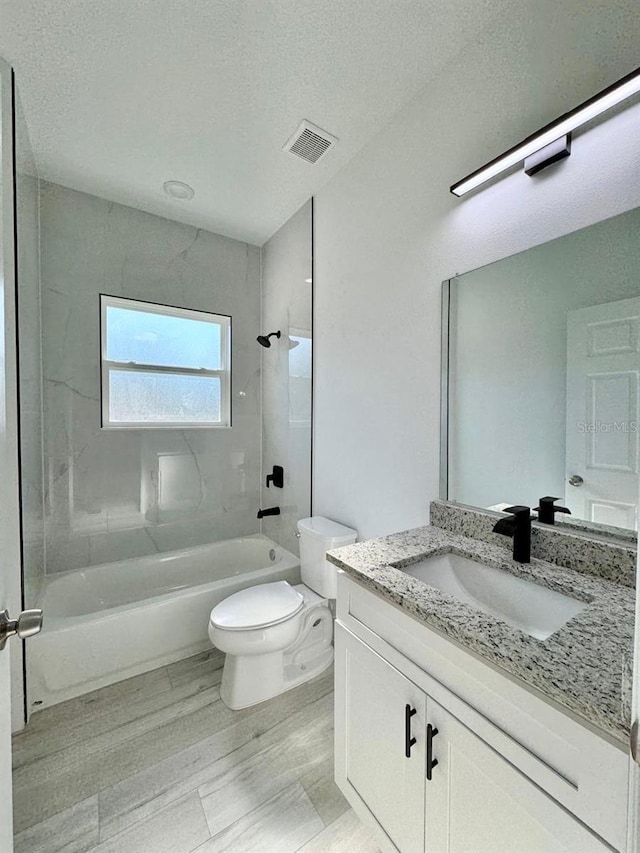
[{"xmin": 313, "ymin": 0, "xmax": 640, "ymax": 539}]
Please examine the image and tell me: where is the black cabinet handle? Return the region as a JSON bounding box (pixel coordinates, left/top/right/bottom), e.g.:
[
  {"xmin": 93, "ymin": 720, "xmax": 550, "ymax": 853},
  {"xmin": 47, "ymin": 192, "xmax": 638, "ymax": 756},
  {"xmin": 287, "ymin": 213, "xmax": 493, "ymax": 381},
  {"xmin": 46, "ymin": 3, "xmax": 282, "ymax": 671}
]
[
  {"xmin": 405, "ymin": 704, "xmax": 417, "ymax": 758},
  {"xmin": 427, "ymin": 723, "xmax": 439, "ymax": 780}
]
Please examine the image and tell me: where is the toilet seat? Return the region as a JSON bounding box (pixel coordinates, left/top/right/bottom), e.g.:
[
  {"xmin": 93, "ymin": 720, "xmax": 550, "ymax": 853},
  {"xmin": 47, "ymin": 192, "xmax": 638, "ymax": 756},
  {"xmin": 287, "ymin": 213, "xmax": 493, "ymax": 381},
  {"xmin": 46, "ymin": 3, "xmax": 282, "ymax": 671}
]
[
  {"xmin": 210, "ymin": 580, "xmax": 304, "ymax": 631},
  {"xmin": 208, "ymin": 517, "xmax": 356, "ymax": 710}
]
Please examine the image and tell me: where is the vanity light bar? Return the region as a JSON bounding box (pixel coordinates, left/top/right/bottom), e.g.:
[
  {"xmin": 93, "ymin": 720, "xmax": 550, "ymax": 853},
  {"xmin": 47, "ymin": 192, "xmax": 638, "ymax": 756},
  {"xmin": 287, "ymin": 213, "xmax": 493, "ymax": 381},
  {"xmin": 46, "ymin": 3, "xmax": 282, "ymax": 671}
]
[{"xmin": 450, "ymin": 65, "xmax": 640, "ymax": 197}]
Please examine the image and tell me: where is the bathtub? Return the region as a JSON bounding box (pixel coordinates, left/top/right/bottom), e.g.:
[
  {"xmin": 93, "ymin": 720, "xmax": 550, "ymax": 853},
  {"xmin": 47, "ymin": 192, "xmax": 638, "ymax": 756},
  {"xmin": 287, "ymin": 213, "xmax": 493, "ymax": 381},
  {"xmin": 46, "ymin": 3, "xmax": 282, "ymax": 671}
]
[{"xmin": 28, "ymin": 535, "xmax": 300, "ymax": 710}]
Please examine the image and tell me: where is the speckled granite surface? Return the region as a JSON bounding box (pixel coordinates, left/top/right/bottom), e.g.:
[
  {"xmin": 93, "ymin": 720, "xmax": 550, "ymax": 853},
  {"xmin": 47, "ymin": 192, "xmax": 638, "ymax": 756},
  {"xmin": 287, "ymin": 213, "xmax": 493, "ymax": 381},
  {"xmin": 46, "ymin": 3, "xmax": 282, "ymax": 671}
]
[
  {"xmin": 328, "ymin": 525, "xmax": 635, "ymax": 745},
  {"xmin": 430, "ymin": 500, "xmax": 637, "ymax": 588}
]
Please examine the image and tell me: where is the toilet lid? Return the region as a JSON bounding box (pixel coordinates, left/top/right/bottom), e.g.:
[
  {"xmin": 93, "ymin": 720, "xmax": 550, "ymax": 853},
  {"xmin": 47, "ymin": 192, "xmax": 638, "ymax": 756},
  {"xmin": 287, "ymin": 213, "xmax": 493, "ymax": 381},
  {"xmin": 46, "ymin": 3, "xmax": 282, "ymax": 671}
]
[{"xmin": 210, "ymin": 581, "xmax": 304, "ymax": 631}]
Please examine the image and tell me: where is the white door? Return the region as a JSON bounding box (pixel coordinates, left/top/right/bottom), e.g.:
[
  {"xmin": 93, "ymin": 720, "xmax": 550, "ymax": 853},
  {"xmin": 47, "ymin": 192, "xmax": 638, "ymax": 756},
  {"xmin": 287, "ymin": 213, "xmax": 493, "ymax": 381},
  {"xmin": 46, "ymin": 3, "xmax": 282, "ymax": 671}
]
[
  {"xmin": 629, "ymin": 475, "xmax": 640, "ymax": 853},
  {"xmin": 426, "ymin": 700, "xmax": 611, "ymax": 853},
  {"xmin": 335, "ymin": 625, "xmax": 427, "ymax": 853},
  {"xmin": 566, "ymin": 297, "xmax": 640, "ymax": 530},
  {"xmin": 0, "ymin": 58, "xmax": 23, "ymax": 853}
]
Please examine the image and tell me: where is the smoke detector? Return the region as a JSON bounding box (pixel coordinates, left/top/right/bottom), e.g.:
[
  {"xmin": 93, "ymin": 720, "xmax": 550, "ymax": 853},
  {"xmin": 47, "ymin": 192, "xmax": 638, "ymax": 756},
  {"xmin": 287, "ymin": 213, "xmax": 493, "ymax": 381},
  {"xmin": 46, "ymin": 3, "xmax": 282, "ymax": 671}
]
[{"xmin": 283, "ymin": 120, "xmax": 338, "ymax": 164}]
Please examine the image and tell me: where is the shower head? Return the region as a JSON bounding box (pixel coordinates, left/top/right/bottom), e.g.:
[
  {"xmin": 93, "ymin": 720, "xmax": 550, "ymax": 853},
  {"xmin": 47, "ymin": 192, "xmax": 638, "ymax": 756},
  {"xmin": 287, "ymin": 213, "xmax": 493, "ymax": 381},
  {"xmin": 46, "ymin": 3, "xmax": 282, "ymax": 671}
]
[{"xmin": 257, "ymin": 330, "xmax": 281, "ymax": 348}]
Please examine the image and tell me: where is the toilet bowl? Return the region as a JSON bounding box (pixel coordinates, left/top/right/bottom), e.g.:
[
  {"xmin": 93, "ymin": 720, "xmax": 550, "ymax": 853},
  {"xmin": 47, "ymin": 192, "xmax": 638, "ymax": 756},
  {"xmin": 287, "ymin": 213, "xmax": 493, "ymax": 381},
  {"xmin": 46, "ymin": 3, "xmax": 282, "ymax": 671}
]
[{"xmin": 209, "ymin": 516, "xmax": 357, "ymax": 709}]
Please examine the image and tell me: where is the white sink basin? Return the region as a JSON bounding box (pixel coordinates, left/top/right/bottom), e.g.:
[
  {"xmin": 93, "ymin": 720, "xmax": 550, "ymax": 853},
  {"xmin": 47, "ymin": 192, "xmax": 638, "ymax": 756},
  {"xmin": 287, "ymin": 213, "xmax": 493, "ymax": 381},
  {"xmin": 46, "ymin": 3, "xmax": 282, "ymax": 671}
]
[{"xmin": 401, "ymin": 552, "xmax": 586, "ymax": 640}]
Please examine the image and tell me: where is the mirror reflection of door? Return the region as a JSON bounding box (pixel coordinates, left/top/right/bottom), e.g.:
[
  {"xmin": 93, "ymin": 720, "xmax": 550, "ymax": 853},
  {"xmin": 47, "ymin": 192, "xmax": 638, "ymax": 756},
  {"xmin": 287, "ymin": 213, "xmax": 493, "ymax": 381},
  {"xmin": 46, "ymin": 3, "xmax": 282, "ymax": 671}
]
[{"xmin": 565, "ymin": 297, "xmax": 640, "ymax": 530}]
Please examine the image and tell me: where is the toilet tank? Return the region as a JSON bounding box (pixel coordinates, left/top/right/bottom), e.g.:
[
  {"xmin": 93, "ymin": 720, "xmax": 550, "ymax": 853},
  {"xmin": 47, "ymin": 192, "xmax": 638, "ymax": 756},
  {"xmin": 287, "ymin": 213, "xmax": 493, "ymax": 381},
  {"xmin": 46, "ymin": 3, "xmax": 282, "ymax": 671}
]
[{"xmin": 297, "ymin": 516, "xmax": 358, "ymax": 599}]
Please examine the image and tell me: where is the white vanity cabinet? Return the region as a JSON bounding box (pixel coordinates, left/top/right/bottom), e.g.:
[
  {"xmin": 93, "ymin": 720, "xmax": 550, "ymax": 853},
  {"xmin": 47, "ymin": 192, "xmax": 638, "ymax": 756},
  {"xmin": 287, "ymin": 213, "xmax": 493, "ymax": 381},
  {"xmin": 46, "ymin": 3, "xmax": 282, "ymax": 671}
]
[
  {"xmin": 334, "ymin": 573, "xmax": 629, "ymax": 853},
  {"xmin": 339, "ymin": 627, "xmax": 427, "ymax": 852},
  {"xmin": 426, "ymin": 700, "xmax": 611, "ymax": 853}
]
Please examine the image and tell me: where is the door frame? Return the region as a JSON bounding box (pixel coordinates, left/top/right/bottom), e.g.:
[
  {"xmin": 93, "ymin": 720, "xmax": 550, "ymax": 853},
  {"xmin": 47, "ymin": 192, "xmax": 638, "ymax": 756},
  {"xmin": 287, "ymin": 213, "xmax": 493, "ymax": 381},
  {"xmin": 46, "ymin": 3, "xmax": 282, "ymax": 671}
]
[
  {"xmin": 0, "ymin": 53, "xmax": 22, "ymax": 852},
  {"xmin": 0, "ymin": 55, "xmax": 27, "ymax": 734}
]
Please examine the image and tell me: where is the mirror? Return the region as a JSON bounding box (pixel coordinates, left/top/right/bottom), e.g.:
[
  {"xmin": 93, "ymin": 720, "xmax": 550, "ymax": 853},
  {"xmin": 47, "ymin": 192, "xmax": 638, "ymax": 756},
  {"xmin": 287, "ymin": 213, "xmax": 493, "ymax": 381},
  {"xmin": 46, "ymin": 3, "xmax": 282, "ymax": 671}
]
[{"xmin": 442, "ymin": 206, "xmax": 640, "ymax": 538}]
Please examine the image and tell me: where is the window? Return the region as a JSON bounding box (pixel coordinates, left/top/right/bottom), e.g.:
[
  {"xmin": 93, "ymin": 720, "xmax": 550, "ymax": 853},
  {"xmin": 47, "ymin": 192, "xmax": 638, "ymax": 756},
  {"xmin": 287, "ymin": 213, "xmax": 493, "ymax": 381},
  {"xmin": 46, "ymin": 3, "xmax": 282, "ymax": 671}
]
[{"xmin": 100, "ymin": 295, "xmax": 231, "ymax": 428}]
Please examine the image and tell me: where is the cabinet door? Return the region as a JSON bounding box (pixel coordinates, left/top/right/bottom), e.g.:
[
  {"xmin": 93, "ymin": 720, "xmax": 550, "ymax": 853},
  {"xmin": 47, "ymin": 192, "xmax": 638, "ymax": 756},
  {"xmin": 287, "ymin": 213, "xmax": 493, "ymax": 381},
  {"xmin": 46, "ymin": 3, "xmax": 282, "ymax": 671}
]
[
  {"xmin": 425, "ymin": 700, "xmax": 612, "ymax": 853},
  {"xmin": 335, "ymin": 624, "xmax": 427, "ymax": 853}
]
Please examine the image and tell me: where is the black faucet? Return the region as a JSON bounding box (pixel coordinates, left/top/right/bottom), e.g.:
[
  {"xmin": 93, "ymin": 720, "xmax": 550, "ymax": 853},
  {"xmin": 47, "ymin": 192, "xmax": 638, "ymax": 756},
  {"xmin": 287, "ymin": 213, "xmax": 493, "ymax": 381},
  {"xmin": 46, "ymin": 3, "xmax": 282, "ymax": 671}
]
[
  {"xmin": 257, "ymin": 506, "xmax": 280, "ymax": 519},
  {"xmin": 492, "ymin": 505, "xmax": 531, "ymax": 563},
  {"xmin": 534, "ymin": 496, "xmax": 571, "ymax": 525}
]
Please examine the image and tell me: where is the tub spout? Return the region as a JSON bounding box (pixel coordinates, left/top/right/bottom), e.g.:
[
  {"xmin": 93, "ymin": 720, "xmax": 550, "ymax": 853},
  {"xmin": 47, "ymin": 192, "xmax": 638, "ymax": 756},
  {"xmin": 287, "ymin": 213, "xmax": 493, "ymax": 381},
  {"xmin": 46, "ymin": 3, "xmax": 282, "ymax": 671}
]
[{"xmin": 257, "ymin": 506, "xmax": 280, "ymax": 519}]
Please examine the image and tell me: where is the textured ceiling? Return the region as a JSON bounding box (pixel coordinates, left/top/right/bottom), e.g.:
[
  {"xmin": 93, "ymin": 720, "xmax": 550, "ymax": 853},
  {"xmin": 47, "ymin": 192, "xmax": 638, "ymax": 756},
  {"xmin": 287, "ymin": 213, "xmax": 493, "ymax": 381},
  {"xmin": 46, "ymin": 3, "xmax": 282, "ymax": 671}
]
[{"xmin": 0, "ymin": 0, "xmax": 509, "ymax": 244}]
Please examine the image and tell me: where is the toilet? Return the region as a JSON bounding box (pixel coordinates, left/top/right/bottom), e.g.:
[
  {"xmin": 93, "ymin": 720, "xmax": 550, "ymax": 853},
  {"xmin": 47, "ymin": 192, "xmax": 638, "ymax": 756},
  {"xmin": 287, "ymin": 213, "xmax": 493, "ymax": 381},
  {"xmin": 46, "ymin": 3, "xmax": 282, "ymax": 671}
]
[{"xmin": 208, "ymin": 516, "xmax": 357, "ymax": 709}]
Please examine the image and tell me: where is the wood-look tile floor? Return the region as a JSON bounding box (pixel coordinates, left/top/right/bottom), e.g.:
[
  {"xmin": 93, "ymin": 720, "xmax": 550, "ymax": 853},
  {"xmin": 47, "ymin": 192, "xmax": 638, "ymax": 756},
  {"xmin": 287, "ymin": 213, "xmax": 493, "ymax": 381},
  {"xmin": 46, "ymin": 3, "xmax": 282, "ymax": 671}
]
[{"xmin": 12, "ymin": 650, "xmax": 379, "ymax": 853}]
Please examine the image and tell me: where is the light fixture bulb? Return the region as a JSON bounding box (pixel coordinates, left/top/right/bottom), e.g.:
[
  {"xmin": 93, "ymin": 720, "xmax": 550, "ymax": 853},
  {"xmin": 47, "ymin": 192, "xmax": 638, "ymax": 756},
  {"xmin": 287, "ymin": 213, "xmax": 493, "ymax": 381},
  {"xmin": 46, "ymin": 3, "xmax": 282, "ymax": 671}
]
[
  {"xmin": 163, "ymin": 180, "xmax": 195, "ymax": 200},
  {"xmin": 451, "ymin": 66, "xmax": 640, "ymax": 197}
]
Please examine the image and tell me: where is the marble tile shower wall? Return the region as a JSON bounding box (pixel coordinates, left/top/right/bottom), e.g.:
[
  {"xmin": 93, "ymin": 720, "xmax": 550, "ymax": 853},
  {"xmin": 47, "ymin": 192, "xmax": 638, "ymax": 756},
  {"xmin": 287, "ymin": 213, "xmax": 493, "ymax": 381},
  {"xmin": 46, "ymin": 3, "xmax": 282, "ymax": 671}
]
[
  {"xmin": 40, "ymin": 182, "xmax": 262, "ymax": 574},
  {"xmin": 260, "ymin": 201, "xmax": 313, "ymax": 556}
]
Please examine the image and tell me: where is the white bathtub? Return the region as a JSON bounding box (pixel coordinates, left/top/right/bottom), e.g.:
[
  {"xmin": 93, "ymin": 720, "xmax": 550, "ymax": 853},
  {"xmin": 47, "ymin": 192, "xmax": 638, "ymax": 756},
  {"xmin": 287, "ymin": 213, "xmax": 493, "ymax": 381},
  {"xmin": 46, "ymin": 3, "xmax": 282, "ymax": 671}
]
[{"xmin": 28, "ymin": 535, "xmax": 300, "ymax": 709}]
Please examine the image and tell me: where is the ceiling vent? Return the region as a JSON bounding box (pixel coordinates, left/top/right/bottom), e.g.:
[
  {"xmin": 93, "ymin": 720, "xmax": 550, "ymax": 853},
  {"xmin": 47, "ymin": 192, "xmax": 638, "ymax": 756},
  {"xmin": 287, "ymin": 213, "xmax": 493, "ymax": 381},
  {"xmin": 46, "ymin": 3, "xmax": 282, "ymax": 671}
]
[{"xmin": 283, "ymin": 120, "xmax": 338, "ymax": 164}]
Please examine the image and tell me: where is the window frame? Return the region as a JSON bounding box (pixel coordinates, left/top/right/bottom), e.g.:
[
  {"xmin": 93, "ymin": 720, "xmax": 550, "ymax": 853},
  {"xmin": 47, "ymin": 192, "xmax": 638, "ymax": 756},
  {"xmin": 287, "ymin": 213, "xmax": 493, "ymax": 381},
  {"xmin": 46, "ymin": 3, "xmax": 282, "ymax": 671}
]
[{"xmin": 100, "ymin": 294, "xmax": 232, "ymax": 429}]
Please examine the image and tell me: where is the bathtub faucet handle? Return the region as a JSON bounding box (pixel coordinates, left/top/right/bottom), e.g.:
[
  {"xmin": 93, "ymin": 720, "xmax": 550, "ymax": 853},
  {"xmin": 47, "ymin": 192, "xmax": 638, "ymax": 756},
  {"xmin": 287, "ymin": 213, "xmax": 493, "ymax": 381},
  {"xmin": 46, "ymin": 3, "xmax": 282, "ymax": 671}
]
[
  {"xmin": 266, "ymin": 465, "xmax": 284, "ymax": 489},
  {"xmin": 0, "ymin": 608, "xmax": 44, "ymax": 651}
]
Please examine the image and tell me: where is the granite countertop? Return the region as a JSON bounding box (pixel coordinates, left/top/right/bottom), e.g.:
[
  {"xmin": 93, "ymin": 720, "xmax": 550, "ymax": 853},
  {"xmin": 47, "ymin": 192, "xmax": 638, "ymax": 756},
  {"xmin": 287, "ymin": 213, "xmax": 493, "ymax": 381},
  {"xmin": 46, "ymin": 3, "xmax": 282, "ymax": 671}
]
[{"xmin": 327, "ymin": 525, "xmax": 635, "ymax": 745}]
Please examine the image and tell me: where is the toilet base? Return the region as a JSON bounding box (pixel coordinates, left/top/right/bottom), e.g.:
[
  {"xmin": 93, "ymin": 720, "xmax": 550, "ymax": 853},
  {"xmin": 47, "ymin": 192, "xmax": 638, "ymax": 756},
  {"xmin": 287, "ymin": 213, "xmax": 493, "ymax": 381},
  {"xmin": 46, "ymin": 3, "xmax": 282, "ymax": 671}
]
[
  {"xmin": 219, "ymin": 597, "xmax": 334, "ymax": 710},
  {"xmin": 220, "ymin": 644, "xmax": 333, "ymax": 710}
]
